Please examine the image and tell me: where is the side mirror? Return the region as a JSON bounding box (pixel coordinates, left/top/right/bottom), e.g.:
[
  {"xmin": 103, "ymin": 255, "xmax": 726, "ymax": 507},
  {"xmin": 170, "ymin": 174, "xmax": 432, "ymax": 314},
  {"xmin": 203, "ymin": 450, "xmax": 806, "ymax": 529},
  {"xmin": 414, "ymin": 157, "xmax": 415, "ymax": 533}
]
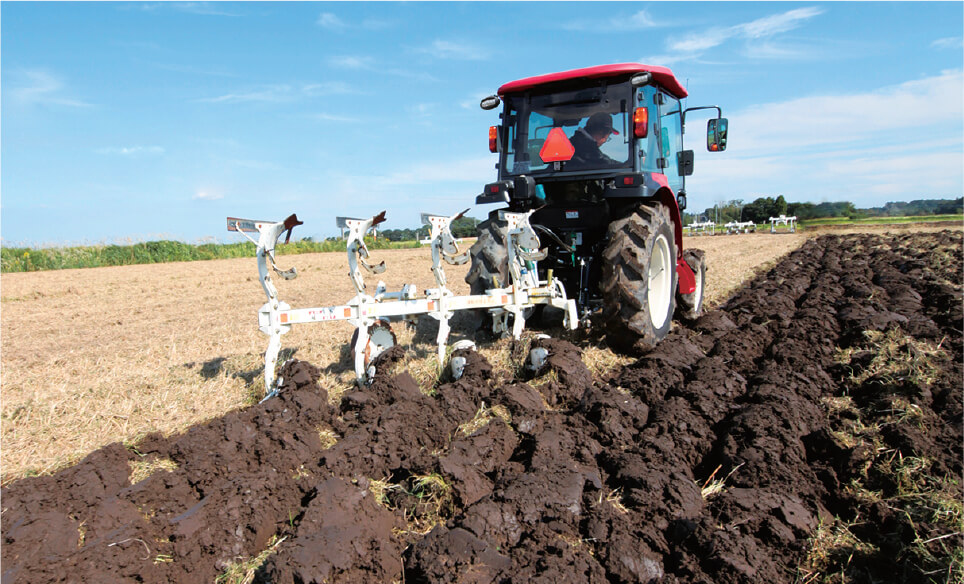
[
  {"xmin": 480, "ymin": 95, "xmax": 501, "ymax": 111},
  {"xmin": 707, "ymin": 117, "xmax": 728, "ymax": 152}
]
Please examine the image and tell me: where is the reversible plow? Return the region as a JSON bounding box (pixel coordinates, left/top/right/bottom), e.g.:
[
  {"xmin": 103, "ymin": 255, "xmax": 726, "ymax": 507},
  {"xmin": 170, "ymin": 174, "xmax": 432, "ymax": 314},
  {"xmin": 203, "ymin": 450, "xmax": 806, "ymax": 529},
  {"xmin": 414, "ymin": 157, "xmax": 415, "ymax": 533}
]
[{"xmin": 228, "ymin": 210, "xmax": 577, "ymax": 391}]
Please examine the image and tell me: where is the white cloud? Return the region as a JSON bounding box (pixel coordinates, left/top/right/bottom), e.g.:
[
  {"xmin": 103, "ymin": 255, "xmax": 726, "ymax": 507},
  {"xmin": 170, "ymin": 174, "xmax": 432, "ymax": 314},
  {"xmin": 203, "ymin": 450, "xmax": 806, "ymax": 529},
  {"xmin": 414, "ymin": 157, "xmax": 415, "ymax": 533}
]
[
  {"xmin": 311, "ymin": 112, "xmax": 362, "ymax": 123},
  {"xmin": 562, "ymin": 9, "xmax": 660, "ymax": 31},
  {"xmin": 377, "ymin": 156, "xmax": 495, "ymax": 188},
  {"xmin": 198, "ymin": 84, "xmax": 293, "ymax": 103},
  {"xmin": 302, "ymin": 81, "xmax": 357, "ymax": 96},
  {"xmin": 738, "ymin": 7, "xmax": 823, "ymax": 39},
  {"xmin": 407, "ymin": 103, "xmax": 437, "ymax": 117},
  {"xmin": 360, "ymin": 18, "xmax": 393, "ymax": 30},
  {"xmin": 198, "ymin": 82, "xmax": 357, "ymax": 103},
  {"xmin": 687, "ymin": 71, "xmax": 964, "ymax": 209},
  {"xmin": 132, "ymin": 2, "xmax": 240, "ymax": 16},
  {"xmin": 329, "ymin": 156, "xmax": 494, "ymax": 194},
  {"xmin": 669, "ymin": 28, "xmax": 735, "ymax": 53},
  {"xmin": 660, "ymin": 6, "xmax": 824, "ymax": 62},
  {"xmin": 328, "ymin": 55, "xmax": 375, "ymax": 70},
  {"xmin": 316, "ymin": 13, "xmax": 393, "ymax": 31},
  {"xmin": 193, "ymin": 190, "xmax": 223, "ymax": 201},
  {"xmin": 8, "ymin": 70, "xmax": 92, "ymax": 108},
  {"xmin": 96, "ymin": 146, "xmax": 165, "ymax": 156},
  {"xmin": 173, "ymin": 2, "xmax": 241, "ymax": 17},
  {"xmin": 317, "ymin": 12, "xmax": 346, "ymax": 29},
  {"xmin": 325, "ymin": 55, "xmax": 437, "ymax": 82},
  {"xmin": 932, "ymin": 37, "xmax": 964, "ymax": 50},
  {"xmin": 729, "ymin": 69, "xmax": 963, "ymax": 154},
  {"xmin": 417, "ymin": 40, "xmax": 489, "ymax": 61}
]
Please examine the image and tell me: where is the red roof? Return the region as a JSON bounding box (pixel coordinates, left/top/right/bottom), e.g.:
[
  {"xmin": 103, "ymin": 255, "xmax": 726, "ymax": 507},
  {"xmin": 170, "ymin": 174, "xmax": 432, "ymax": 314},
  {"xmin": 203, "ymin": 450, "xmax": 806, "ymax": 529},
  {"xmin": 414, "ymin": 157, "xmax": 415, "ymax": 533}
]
[{"xmin": 498, "ymin": 63, "xmax": 688, "ymax": 99}]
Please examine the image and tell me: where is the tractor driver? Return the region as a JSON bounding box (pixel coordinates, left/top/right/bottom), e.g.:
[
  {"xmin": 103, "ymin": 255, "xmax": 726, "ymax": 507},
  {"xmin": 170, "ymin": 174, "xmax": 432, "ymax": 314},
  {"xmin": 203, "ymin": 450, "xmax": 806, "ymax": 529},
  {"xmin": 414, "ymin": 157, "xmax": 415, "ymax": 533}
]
[{"xmin": 569, "ymin": 112, "xmax": 620, "ymax": 168}]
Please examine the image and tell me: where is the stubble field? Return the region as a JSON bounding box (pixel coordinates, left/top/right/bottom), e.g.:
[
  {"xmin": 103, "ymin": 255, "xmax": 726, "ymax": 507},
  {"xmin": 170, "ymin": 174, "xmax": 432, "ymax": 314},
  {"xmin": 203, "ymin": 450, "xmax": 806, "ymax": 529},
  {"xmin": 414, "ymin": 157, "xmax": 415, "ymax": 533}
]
[
  {"xmin": 1, "ymin": 223, "xmax": 961, "ymax": 584},
  {"xmin": 0, "ymin": 229, "xmax": 816, "ymax": 482}
]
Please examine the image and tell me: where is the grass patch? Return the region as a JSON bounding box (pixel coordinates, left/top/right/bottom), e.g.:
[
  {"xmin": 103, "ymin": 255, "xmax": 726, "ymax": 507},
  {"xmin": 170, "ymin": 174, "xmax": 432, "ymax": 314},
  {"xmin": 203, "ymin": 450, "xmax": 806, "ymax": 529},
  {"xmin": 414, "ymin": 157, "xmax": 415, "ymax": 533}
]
[
  {"xmin": 129, "ymin": 457, "xmax": 178, "ymax": 484},
  {"xmin": 1, "ymin": 237, "xmax": 422, "ymax": 273},
  {"xmin": 215, "ymin": 535, "xmax": 287, "ymax": 584},
  {"xmin": 317, "ymin": 425, "xmax": 339, "ymax": 449},
  {"xmin": 595, "ymin": 488, "xmax": 630, "ymax": 515},
  {"xmin": 456, "ymin": 402, "xmax": 511, "ymax": 437},
  {"xmin": 581, "ymin": 343, "xmax": 636, "ymax": 378},
  {"xmin": 801, "ymin": 215, "xmax": 963, "ymax": 227},
  {"xmin": 698, "ymin": 463, "xmax": 744, "ymax": 500},
  {"xmin": 799, "ymin": 518, "xmax": 880, "ymax": 583},
  {"xmin": 368, "ymin": 476, "xmax": 401, "ymax": 507},
  {"xmin": 836, "ymin": 328, "xmax": 949, "ymax": 388},
  {"xmin": 802, "ymin": 329, "xmax": 961, "ymax": 583}
]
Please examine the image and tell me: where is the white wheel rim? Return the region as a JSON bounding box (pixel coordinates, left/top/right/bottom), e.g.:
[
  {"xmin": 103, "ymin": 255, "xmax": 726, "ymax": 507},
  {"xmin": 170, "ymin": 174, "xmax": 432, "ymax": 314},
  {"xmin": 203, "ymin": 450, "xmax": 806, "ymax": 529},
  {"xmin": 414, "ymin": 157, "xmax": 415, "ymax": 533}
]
[{"xmin": 648, "ymin": 234, "xmax": 672, "ymax": 329}]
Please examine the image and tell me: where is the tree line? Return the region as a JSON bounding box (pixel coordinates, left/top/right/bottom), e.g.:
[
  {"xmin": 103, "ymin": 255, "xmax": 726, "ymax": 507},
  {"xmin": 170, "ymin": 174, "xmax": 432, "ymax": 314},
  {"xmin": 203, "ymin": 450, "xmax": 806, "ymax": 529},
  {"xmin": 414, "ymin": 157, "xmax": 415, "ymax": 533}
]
[
  {"xmin": 373, "ymin": 216, "xmax": 480, "ymax": 242},
  {"xmin": 684, "ymin": 197, "xmax": 963, "ymax": 225}
]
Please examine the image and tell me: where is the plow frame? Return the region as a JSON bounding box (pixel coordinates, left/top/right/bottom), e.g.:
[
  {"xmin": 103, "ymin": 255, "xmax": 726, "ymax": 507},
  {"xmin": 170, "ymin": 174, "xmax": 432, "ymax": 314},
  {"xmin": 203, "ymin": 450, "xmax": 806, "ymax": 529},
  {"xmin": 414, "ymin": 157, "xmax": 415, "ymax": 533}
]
[{"xmin": 230, "ymin": 209, "xmax": 577, "ymax": 389}]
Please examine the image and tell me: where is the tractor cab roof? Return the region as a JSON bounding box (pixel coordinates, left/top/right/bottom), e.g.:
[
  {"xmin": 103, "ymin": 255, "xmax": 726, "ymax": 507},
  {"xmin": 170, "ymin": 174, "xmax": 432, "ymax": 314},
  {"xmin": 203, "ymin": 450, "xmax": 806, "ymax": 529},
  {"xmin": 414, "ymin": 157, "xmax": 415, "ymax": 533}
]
[{"xmin": 498, "ymin": 63, "xmax": 688, "ymax": 100}]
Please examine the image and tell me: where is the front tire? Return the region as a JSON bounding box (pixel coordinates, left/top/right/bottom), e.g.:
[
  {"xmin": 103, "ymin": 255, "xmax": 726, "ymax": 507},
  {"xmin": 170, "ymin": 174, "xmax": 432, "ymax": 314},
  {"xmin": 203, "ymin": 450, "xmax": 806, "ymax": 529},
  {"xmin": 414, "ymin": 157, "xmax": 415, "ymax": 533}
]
[{"xmin": 600, "ymin": 203, "xmax": 677, "ymax": 350}]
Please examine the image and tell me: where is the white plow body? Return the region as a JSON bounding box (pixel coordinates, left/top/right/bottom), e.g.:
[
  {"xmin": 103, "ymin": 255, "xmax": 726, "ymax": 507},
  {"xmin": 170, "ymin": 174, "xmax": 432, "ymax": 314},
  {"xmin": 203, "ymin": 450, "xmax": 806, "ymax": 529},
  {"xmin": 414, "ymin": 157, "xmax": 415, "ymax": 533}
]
[{"xmin": 231, "ymin": 209, "xmax": 577, "ymax": 390}]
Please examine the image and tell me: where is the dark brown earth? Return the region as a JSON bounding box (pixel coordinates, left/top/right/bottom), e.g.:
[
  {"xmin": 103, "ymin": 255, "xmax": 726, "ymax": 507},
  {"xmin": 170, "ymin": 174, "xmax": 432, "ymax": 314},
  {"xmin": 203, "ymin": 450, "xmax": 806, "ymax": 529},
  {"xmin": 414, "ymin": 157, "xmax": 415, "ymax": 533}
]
[{"xmin": 3, "ymin": 231, "xmax": 961, "ymax": 583}]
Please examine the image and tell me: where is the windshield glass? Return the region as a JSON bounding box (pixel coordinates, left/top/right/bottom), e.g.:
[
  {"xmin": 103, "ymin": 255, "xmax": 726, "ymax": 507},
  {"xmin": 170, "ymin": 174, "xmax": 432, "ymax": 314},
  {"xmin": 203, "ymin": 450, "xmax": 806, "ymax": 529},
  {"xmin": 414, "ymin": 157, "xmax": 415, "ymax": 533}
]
[{"xmin": 502, "ymin": 85, "xmax": 632, "ymax": 176}]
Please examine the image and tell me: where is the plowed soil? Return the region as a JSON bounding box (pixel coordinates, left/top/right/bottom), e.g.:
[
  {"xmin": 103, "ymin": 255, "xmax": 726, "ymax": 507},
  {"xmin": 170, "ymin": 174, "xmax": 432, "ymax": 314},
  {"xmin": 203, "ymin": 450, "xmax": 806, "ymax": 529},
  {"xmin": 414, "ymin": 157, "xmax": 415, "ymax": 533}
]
[{"xmin": 3, "ymin": 230, "xmax": 961, "ymax": 584}]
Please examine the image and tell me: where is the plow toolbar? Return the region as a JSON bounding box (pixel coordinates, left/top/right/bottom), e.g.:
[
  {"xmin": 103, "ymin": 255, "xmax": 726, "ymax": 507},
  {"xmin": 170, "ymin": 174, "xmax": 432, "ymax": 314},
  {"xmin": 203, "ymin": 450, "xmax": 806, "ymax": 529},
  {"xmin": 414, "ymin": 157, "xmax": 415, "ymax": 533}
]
[{"xmin": 230, "ymin": 209, "xmax": 578, "ymax": 390}]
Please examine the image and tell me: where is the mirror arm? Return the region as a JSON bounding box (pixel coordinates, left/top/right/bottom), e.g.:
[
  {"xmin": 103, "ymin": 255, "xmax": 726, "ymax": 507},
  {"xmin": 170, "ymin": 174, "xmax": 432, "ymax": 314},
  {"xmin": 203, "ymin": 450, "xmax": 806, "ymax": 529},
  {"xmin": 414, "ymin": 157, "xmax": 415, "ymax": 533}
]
[{"xmin": 680, "ymin": 105, "xmax": 723, "ymax": 129}]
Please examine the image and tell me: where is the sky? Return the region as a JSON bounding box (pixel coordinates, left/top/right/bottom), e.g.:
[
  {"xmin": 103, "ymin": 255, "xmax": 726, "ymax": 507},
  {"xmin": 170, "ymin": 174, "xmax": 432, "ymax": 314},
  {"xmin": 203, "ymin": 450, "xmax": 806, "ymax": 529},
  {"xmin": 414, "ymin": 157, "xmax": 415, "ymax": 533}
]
[{"xmin": 2, "ymin": 1, "xmax": 962, "ymax": 246}]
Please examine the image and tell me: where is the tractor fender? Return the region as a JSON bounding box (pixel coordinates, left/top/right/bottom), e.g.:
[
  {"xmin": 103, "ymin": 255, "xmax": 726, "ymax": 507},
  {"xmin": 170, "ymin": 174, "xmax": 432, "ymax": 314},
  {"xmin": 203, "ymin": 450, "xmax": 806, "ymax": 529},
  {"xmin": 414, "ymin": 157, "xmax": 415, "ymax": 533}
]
[
  {"xmin": 646, "ymin": 174, "xmax": 697, "ymax": 295},
  {"xmin": 645, "ymin": 174, "xmax": 683, "ymax": 260}
]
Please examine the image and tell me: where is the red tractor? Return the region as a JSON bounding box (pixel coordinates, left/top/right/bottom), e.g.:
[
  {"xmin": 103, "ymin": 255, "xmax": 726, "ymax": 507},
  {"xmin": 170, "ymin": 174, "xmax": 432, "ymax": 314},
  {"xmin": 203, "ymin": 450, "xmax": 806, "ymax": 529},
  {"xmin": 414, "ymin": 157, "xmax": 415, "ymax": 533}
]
[{"xmin": 468, "ymin": 63, "xmax": 728, "ymax": 349}]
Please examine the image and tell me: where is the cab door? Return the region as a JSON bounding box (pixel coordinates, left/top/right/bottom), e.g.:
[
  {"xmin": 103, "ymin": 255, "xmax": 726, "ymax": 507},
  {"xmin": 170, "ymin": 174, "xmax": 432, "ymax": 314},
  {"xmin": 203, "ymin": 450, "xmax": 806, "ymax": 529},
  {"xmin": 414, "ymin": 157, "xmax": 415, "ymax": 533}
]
[{"xmin": 657, "ymin": 92, "xmax": 684, "ymax": 194}]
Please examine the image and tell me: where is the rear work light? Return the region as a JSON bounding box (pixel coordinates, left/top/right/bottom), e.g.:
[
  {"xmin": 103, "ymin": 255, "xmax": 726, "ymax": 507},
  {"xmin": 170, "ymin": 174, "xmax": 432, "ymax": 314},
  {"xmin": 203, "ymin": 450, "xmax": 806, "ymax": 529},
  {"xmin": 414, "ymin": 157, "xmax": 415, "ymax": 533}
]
[
  {"xmin": 633, "ymin": 107, "xmax": 649, "ymax": 138},
  {"xmin": 489, "ymin": 126, "xmax": 499, "ymax": 153}
]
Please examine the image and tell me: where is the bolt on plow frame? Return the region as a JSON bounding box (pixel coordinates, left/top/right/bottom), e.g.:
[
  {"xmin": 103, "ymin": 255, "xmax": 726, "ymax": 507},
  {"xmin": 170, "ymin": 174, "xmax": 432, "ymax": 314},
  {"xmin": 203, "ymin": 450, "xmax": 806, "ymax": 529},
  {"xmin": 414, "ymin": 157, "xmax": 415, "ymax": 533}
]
[{"xmin": 228, "ymin": 209, "xmax": 577, "ymax": 391}]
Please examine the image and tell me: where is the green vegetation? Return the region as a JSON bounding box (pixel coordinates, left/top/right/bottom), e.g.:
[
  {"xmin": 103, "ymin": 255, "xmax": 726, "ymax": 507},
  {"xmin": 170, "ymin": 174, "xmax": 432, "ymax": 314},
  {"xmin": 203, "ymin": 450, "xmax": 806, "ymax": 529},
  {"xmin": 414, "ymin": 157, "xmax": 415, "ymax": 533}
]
[
  {"xmin": 801, "ymin": 214, "xmax": 962, "ymax": 226},
  {"xmin": 685, "ymin": 197, "xmax": 963, "ymax": 226},
  {"xmin": 379, "ymin": 214, "xmax": 480, "ymax": 242},
  {"xmin": 1, "ymin": 237, "xmax": 421, "ymax": 273}
]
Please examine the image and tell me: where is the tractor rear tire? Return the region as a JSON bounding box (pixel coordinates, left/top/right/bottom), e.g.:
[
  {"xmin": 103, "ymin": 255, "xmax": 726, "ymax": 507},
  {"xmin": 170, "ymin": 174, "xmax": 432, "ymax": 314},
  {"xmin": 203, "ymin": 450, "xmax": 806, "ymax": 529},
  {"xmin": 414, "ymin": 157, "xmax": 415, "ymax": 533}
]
[
  {"xmin": 676, "ymin": 248, "xmax": 706, "ymax": 321},
  {"xmin": 465, "ymin": 213, "xmax": 509, "ymax": 295},
  {"xmin": 600, "ymin": 203, "xmax": 677, "ymax": 351}
]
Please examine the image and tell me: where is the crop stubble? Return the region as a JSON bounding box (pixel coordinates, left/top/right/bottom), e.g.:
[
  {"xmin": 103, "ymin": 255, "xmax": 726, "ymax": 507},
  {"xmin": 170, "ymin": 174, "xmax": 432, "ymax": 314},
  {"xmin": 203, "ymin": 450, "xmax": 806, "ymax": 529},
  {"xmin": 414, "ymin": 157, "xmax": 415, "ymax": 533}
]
[
  {"xmin": 1, "ymin": 230, "xmax": 817, "ymax": 481},
  {"xmin": 1, "ymin": 226, "xmax": 960, "ymax": 583}
]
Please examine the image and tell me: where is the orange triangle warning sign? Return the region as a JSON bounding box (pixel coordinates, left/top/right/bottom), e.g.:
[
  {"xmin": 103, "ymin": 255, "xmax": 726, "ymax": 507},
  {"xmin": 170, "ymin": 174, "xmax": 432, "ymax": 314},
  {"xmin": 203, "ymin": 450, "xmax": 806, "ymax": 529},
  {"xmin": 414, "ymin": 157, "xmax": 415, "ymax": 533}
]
[{"xmin": 539, "ymin": 127, "xmax": 575, "ymax": 162}]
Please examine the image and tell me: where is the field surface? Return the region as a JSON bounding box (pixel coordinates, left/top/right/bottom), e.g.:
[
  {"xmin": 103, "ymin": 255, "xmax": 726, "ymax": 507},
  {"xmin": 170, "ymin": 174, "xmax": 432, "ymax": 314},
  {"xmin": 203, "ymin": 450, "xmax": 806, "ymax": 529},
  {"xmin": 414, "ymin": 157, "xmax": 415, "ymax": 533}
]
[
  {"xmin": 1, "ymin": 230, "xmax": 820, "ymax": 481},
  {"xmin": 1, "ymin": 225, "xmax": 961, "ymax": 583}
]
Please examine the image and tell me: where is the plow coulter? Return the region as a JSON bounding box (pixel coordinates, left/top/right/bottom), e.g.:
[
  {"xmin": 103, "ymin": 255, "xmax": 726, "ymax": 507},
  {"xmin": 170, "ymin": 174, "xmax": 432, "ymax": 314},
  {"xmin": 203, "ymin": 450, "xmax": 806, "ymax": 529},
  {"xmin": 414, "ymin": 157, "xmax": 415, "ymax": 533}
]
[{"xmin": 228, "ymin": 209, "xmax": 577, "ymax": 391}]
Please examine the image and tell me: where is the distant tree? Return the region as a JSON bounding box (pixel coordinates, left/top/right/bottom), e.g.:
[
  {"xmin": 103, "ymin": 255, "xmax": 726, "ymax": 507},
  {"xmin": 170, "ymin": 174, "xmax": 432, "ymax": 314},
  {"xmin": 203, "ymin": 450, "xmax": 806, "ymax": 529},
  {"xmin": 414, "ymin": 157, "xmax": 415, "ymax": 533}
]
[
  {"xmin": 787, "ymin": 201, "xmax": 816, "ymax": 220},
  {"xmin": 451, "ymin": 216, "xmax": 480, "ymax": 238},
  {"xmin": 742, "ymin": 197, "xmax": 773, "ymax": 223},
  {"xmin": 774, "ymin": 195, "xmax": 787, "ymax": 216}
]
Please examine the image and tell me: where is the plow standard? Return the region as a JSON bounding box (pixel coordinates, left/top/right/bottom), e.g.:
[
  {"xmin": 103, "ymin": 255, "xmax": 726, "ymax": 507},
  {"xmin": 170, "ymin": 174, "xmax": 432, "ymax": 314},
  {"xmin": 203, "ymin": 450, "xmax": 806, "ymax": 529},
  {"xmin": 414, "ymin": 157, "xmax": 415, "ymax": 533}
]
[{"xmin": 228, "ymin": 210, "xmax": 577, "ymax": 390}]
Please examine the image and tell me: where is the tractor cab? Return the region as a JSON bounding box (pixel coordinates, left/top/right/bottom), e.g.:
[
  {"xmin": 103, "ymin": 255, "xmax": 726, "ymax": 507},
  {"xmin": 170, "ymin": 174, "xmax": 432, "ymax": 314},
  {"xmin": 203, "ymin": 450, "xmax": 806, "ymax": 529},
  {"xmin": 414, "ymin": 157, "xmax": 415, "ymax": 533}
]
[{"xmin": 478, "ymin": 64, "xmax": 726, "ymax": 212}]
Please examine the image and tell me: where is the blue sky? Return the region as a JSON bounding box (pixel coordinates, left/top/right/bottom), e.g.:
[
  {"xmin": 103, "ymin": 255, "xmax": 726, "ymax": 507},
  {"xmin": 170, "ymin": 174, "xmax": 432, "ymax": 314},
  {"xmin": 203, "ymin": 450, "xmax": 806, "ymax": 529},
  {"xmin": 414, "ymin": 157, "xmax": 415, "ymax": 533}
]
[{"xmin": 2, "ymin": 2, "xmax": 962, "ymax": 246}]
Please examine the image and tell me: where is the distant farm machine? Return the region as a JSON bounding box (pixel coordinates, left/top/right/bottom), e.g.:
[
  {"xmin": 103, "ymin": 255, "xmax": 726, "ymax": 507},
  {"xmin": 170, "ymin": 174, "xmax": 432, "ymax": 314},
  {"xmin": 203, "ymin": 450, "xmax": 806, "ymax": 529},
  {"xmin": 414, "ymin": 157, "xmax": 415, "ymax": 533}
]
[{"xmin": 232, "ymin": 63, "xmax": 727, "ymax": 390}]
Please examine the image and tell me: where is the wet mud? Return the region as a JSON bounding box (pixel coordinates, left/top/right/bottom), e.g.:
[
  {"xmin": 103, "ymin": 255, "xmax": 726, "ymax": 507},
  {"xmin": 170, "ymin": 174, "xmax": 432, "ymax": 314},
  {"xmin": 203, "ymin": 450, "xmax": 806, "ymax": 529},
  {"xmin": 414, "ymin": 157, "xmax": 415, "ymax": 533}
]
[{"xmin": 3, "ymin": 231, "xmax": 961, "ymax": 583}]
